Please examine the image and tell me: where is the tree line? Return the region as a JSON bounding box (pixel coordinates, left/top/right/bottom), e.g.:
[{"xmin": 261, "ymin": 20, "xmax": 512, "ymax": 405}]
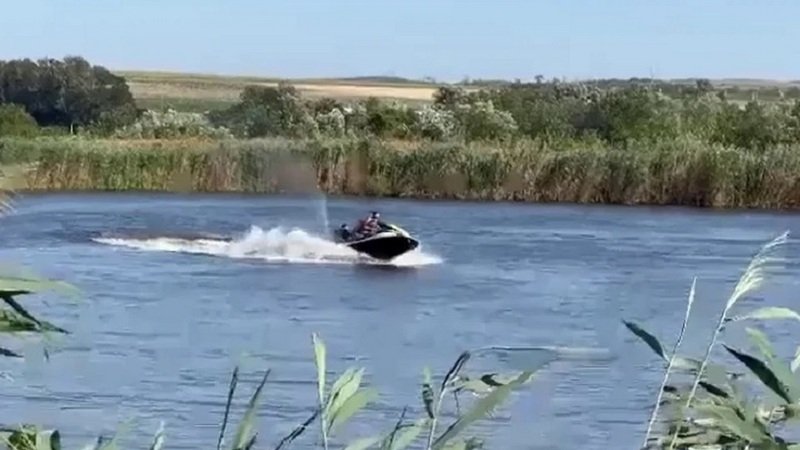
[
  {"xmin": 0, "ymin": 56, "xmax": 138, "ymax": 135},
  {"xmin": 2, "ymin": 55, "xmax": 800, "ymax": 152}
]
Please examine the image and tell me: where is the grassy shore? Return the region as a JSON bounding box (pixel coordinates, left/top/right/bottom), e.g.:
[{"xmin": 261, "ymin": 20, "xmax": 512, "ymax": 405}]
[{"xmin": 3, "ymin": 136, "xmax": 800, "ymax": 209}]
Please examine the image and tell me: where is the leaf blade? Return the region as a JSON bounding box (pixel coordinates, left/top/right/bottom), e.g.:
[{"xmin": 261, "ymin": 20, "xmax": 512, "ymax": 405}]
[
  {"xmin": 312, "ymin": 333, "xmax": 327, "ymax": 405},
  {"xmin": 431, "ymin": 370, "xmax": 534, "ymax": 450},
  {"xmin": 327, "ymin": 368, "xmax": 365, "ymax": 422},
  {"xmin": 623, "ymin": 320, "xmax": 667, "ymax": 361},
  {"xmin": 328, "ymin": 387, "xmax": 378, "ymax": 435},
  {"xmin": 723, "ymin": 345, "xmax": 792, "ymax": 404},
  {"xmin": 230, "ymin": 369, "xmax": 271, "ymax": 450},
  {"xmin": 730, "ymin": 306, "xmax": 800, "ymax": 323},
  {"xmin": 343, "ymin": 436, "xmax": 382, "ymax": 450}
]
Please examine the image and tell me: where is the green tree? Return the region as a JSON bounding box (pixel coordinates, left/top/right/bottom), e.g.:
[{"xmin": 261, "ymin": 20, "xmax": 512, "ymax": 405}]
[
  {"xmin": 0, "ymin": 55, "xmax": 138, "ymax": 130},
  {"xmin": 0, "ymin": 104, "xmax": 38, "ymax": 137},
  {"xmin": 208, "ymin": 83, "xmax": 317, "ymax": 138}
]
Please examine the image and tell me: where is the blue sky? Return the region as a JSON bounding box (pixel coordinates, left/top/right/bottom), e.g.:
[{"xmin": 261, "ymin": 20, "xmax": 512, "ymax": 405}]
[{"xmin": 1, "ymin": 0, "xmax": 797, "ymax": 82}]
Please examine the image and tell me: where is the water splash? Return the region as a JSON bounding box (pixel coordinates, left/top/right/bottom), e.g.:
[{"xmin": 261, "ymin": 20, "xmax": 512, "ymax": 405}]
[
  {"xmin": 317, "ymin": 194, "xmax": 330, "ymax": 235},
  {"xmin": 92, "ymin": 226, "xmax": 442, "ymax": 267}
]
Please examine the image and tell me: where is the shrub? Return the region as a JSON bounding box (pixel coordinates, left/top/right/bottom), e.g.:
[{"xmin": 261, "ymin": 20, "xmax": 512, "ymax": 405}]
[
  {"xmin": 0, "ymin": 104, "xmax": 38, "ymax": 137},
  {"xmin": 0, "ymin": 56, "xmax": 138, "ymax": 129},
  {"xmin": 454, "ymin": 100, "xmax": 518, "ymax": 142},
  {"xmin": 413, "ymin": 105, "xmax": 458, "ymax": 140},
  {"xmin": 114, "ymin": 108, "xmax": 232, "ymax": 139}
]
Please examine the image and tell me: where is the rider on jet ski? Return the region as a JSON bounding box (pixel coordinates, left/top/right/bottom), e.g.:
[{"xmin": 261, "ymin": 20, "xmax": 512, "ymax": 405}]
[
  {"xmin": 356, "ymin": 211, "xmax": 382, "ymax": 236},
  {"xmin": 336, "ymin": 211, "xmax": 385, "ymax": 242}
]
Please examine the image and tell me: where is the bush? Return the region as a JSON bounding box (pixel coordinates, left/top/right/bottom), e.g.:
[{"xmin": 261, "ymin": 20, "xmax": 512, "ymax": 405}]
[
  {"xmin": 0, "ymin": 104, "xmax": 38, "ymax": 137},
  {"xmin": 114, "ymin": 108, "xmax": 232, "ymax": 139},
  {"xmin": 0, "ymin": 56, "xmax": 138, "ymax": 129},
  {"xmin": 208, "ymin": 83, "xmax": 317, "ymax": 138},
  {"xmin": 315, "ymin": 108, "xmax": 346, "ymax": 137},
  {"xmin": 454, "ymin": 100, "xmax": 518, "ymax": 142},
  {"xmin": 414, "ymin": 105, "xmax": 458, "ymax": 140}
]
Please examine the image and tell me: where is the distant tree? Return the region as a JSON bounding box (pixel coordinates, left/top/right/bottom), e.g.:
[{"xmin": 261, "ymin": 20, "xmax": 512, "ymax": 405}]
[
  {"xmin": 0, "ymin": 55, "xmax": 138, "ymax": 130},
  {"xmin": 711, "ymin": 100, "xmax": 789, "ymax": 151},
  {"xmin": 0, "ymin": 104, "xmax": 38, "ymax": 137},
  {"xmin": 454, "ymin": 100, "xmax": 518, "ymax": 142},
  {"xmin": 432, "ymin": 86, "xmax": 468, "ymax": 110},
  {"xmin": 207, "ymin": 82, "xmax": 317, "ymax": 138},
  {"xmin": 695, "ymin": 78, "xmax": 713, "ymax": 94},
  {"xmin": 363, "ymin": 97, "xmax": 416, "ymax": 138}
]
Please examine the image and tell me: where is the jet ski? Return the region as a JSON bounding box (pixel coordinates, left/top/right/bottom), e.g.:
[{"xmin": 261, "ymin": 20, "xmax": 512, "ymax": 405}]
[{"xmin": 333, "ymin": 221, "xmax": 419, "ymax": 260}]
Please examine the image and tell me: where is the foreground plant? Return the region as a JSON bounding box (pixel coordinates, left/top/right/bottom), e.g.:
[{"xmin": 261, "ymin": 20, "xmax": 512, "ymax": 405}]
[
  {"xmin": 625, "ymin": 231, "xmax": 800, "ymax": 449},
  {"xmin": 0, "ymin": 330, "xmax": 558, "ymax": 450}
]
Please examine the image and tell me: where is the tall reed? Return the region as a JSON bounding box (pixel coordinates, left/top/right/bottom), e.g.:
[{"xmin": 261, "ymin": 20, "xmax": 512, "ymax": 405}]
[
  {"xmin": 624, "ymin": 231, "xmax": 798, "ymax": 448},
  {"xmin": 5, "ymin": 136, "xmax": 800, "ymax": 209}
]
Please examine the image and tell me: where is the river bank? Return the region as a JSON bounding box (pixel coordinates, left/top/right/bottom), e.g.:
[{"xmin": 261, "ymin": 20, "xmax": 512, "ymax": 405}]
[{"xmin": 2, "ymin": 136, "xmax": 799, "ymax": 209}]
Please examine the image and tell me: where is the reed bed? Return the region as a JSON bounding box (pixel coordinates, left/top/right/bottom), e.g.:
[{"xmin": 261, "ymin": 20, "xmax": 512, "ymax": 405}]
[{"xmin": 3, "ymin": 136, "xmax": 800, "ymax": 209}]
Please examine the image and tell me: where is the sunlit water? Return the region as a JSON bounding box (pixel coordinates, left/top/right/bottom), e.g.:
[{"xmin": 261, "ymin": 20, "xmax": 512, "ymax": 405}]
[{"xmin": 2, "ymin": 193, "xmax": 800, "ymax": 449}]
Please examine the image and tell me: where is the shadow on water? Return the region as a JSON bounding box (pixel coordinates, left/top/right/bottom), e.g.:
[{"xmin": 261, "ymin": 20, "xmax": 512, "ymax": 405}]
[{"xmin": 351, "ymin": 262, "xmax": 423, "ymax": 273}]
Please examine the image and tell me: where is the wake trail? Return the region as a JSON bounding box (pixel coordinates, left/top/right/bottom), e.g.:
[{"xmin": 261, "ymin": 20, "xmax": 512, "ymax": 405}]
[{"xmin": 92, "ymin": 225, "xmax": 442, "ymax": 267}]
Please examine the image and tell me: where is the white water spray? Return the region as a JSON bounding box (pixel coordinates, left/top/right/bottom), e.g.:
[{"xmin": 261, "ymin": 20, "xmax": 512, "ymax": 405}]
[
  {"xmin": 317, "ymin": 194, "xmax": 330, "ymax": 235},
  {"xmin": 93, "ymin": 225, "xmax": 442, "ymax": 267}
]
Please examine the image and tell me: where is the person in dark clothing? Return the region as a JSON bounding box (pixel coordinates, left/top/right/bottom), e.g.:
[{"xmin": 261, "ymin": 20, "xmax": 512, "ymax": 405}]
[
  {"xmin": 337, "ymin": 223, "xmax": 352, "ymax": 241},
  {"xmin": 355, "ymin": 211, "xmax": 381, "ymax": 236}
]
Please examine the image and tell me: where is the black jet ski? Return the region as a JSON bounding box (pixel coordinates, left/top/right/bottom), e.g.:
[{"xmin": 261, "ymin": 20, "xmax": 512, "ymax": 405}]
[{"xmin": 333, "ymin": 221, "xmax": 419, "ymax": 260}]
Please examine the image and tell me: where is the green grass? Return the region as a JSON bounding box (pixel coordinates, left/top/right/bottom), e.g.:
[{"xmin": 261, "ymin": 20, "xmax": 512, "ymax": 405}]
[{"xmin": 4, "ymin": 135, "xmax": 800, "ymax": 209}]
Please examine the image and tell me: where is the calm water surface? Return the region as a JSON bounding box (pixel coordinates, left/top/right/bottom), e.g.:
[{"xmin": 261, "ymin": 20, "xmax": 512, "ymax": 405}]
[{"xmin": 2, "ymin": 193, "xmax": 800, "ymax": 449}]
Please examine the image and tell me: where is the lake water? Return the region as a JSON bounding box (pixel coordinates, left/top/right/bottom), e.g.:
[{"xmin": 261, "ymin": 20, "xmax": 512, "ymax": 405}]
[{"xmin": 1, "ymin": 193, "xmax": 800, "ymax": 450}]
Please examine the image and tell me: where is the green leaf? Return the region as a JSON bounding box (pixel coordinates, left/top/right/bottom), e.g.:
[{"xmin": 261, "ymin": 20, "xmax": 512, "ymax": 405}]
[
  {"xmin": 792, "ymin": 347, "xmax": 800, "ymax": 373},
  {"xmin": 273, "ymin": 410, "xmax": 319, "ymax": 450},
  {"xmin": 326, "ymin": 367, "xmax": 358, "ymax": 411},
  {"xmin": 745, "ymin": 328, "xmax": 800, "ymax": 403},
  {"xmin": 440, "ymin": 438, "xmax": 484, "ymax": 450},
  {"xmin": 723, "ymin": 231, "xmax": 789, "ymax": 314},
  {"xmin": 230, "ymin": 369, "xmax": 270, "ymax": 450},
  {"xmin": 440, "ymin": 441, "xmax": 467, "ymax": 450},
  {"xmin": 148, "ymin": 421, "xmax": 165, "ymax": 450},
  {"xmin": 699, "ymin": 381, "xmax": 730, "ymax": 398},
  {"xmin": 693, "ymin": 403, "xmax": 770, "ymax": 444},
  {"xmin": 99, "ymin": 419, "xmax": 134, "ymax": 450},
  {"xmin": 723, "ymin": 345, "xmax": 792, "ymax": 404},
  {"xmin": 312, "ymin": 333, "xmax": 327, "ymax": 405},
  {"xmin": 0, "ymin": 309, "xmax": 39, "ymax": 333},
  {"xmin": 328, "ymin": 387, "xmax": 378, "ymax": 435},
  {"xmin": 217, "ymin": 367, "xmax": 239, "ymax": 450},
  {"xmin": 343, "ymin": 436, "xmax": 382, "ymax": 450},
  {"xmin": 327, "ymin": 368, "xmax": 365, "ymax": 421},
  {"xmin": 441, "ymin": 352, "xmax": 471, "ymax": 391},
  {"xmin": 0, "ymin": 270, "xmax": 79, "ymax": 299},
  {"xmin": 730, "ymin": 306, "xmax": 800, "ymax": 323},
  {"xmin": 453, "ymin": 372, "xmax": 533, "ymax": 395},
  {"xmin": 623, "ymin": 320, "xmax": 666, "ymax": 360},
  {"xmin": 421, "ymin": 367, "xmax": 434, "ymax": 419},
  {"xmin": 431, "ymin": 370, "xmax": 534, "ymax": 450},
  {"xmin": 745, "ymin": 327, "xmax": 775, "ymax": 359},
  {"xmin": 383, "ymin": 419, "xmax": 427, "ymax": 450},
  {"xmin": 0, "ymin": 294, "xmax": 67, "ymax": 334}
]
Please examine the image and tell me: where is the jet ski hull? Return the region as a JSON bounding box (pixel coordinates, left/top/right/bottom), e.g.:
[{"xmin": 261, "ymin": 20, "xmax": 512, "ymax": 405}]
[
  {"xmin": 333, "ymin": 223, "xmax": 419, "ymax": 260},
  {"xmin": 344, "ymin": 234, "xmax": 419, "ymax": 260}
]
